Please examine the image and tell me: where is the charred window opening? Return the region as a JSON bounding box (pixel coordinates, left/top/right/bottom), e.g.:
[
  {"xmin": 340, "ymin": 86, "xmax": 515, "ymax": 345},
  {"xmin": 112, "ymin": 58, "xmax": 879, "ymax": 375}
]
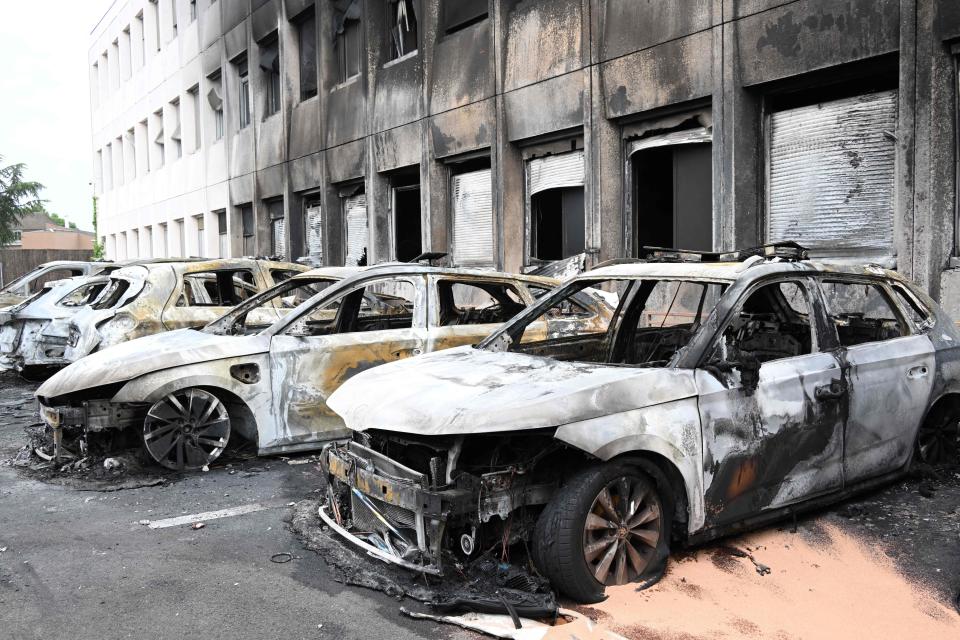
[
  {"xmin": 386, "ymin": 0, "xmax": 417, "ymax": 61},
  {"xmin": 334, "ymin": 1, "xmax": 362, "ymax": 83},
  {"xmin": 303, "ymin": 196, "xmax": 323, "ymax": 264},
  {"xmin": 820, "ymin": 279, "xmax": 907, "ymax": 347},
  {"xmin": 216, "ymin": 209, "xmax": 227, "ymax": 258},
  {"xmin": 259, "ymin": 35, "xmax": 281, "ymax": 117},
  {"xmin": 235, "ymin": 56, "xmax": 251, "ymax": 129},
  {"xmin": 631, "ymin": 130, "xmax": 712, "ymax": 253},
  {"xmin": 92, "ymin": 279, "xmax": 136, "ymax": 310},
  {"xmin": 526, "ymin": 150, "xmax": 585, "ymax": 263},
  {"xmin": 295, "ymin": 10, "xmax": 318, "ymax": 100},
  {"xmin": 57, "ymin": 282, "xmax": 108, "ymax": 308},
  {"xmin": 440, "ymin": 0, "xmax": 487, "ymax": 35},
  {"xmin": 341, "ymin": 187, "xmax": 368, "ymax": 266},
  {"xmin": 283, "ymin": 277, "xmax": 416, "ymax": 337},
  {"xmin": 24, "ymin": 268, "xmax": 85, "ymax": 293},
  {"xmin": 707, "ymin": 280, "xmax": 815, "ymax": 371},
  {"xmin": 390, "ymin": 169, "xmax": 421, "ymax": 262},
  {"xmin": 436, "ymin": 280, "xmax": 525, "ymax": 326},
  {"xmin": 240, "ymin": 204, "xmax": 255, "ymax": 256},
  {"xmin": 267, "ymin": 198, "xmax": 285, "ymax": 259},
  {"xmin": 177, "ymin": 269, "xmax": 258, "ymax": 307}
]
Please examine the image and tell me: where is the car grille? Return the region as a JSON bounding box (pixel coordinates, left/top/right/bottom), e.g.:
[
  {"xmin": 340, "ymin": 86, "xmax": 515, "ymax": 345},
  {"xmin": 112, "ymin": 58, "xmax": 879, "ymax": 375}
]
[{"xmin": 351, "ymin": 492, "xmax": 416, "ymax": 533}]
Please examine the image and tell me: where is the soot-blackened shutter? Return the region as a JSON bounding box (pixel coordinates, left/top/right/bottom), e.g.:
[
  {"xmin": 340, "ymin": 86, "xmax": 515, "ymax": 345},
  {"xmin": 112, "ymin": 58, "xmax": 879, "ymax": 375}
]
[
  {"xmin": 525, "ymin": 149, "xmax": 585, "ymax": 197},
  {"xmin": 343, "ymin": 193, "xmax": 368, "ymax": 266},
  {"xmin": 451, "ymin": 168, "xmax": 494, "ymax": 268}
]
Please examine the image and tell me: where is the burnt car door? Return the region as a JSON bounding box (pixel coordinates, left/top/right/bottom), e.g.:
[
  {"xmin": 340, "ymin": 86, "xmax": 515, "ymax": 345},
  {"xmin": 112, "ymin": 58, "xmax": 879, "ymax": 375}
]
[
  {"xmin": 695, "ymin": 277, "xmax": 846, "ymax": 527},
  {"xmin": 424, "ymin": 276, "xmax": 531, "ymax": 351},
  {"xmin": 816, "ymin": 277, "xmax": 935, "ymax": 483},
  {"xmin": 161, "ymin": 267, "xmax": 276, "ymax": 330},
  {"xmin": 265, "ymin": 275, "xmax": 428, "ymax": 451}
]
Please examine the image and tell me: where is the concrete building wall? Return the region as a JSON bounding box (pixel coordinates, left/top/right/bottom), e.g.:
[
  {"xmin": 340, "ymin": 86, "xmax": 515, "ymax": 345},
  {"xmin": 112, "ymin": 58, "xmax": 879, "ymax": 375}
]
[{"xmin": 90, "ymin": 0, "xmax": 960, "ymax": 308}]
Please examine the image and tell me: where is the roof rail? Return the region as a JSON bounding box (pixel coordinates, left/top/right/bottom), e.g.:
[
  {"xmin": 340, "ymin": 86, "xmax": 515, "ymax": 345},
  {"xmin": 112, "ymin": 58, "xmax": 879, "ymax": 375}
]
[{"xmin": 633, "ymin": 242, "xmax": 809, "ymax": 264}]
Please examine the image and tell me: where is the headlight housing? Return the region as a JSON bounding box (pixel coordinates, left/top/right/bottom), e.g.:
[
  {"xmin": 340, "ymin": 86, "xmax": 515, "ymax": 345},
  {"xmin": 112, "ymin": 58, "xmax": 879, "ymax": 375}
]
[{"xmin": 97, "ymin": 313, "xmax": 137, "ymax": 349}]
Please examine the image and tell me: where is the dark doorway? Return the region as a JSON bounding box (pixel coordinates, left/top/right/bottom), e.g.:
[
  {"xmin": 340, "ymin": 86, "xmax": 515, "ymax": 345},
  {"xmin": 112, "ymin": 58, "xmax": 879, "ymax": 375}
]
[
  {"xmin": 532, "ymin": 187, "xmax": 585, "ymax": 261},
  {"xmin": 391, "ymin": 169, "xmax": 422, "ymax": 262},
  {"xmin": 633, "ymin": 142, "xmax": 712, "ymax": 252}
]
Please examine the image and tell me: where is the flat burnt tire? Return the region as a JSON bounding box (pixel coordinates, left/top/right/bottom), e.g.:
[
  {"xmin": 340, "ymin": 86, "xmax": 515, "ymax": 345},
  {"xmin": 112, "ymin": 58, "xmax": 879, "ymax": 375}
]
[{"xmin": 916, "ymin": 402, "xmax": 960, "ymax": 465}]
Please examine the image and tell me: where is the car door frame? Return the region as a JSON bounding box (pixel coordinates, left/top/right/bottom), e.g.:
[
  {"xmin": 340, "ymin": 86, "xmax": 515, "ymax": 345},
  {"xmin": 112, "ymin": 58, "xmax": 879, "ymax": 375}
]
[
  {"xmin": 693, "ymin": 273, "xmax": 849, "ymax": 528},
  {"xmin": 160, "ymin": 264, "xmax": 272, "ymax": 330}
]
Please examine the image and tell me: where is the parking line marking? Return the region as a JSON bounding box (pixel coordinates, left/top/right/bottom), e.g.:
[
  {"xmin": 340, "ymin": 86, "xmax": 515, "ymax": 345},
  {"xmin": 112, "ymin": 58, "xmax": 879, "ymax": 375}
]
[{"xmin": 146, "ymin": 502, "xmax": 281, "ymax": 529}]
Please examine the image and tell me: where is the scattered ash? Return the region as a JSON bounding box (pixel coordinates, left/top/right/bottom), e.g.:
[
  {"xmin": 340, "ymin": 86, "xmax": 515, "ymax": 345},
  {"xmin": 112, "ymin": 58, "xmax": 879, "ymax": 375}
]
[{"xmin": 288, "ymin": 499, "xmax": 558, "ymax": 618}]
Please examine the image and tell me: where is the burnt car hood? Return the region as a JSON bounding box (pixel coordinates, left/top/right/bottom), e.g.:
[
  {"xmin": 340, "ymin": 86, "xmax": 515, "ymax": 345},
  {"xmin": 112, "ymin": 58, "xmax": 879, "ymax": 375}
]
[
  {"xmin": 328, "ymin": 346, "xmax": 698, "ymax": 436},
  {"xmin": 37, "ymin": 329, "xmax": 269, "ymax": 400}
]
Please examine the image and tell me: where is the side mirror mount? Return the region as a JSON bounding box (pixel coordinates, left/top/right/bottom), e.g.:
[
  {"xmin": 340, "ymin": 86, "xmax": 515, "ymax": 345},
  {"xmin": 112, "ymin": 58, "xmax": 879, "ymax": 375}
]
[{"xmin": 737, "ymin": 355, "xmax": 761, "ymax": 395}]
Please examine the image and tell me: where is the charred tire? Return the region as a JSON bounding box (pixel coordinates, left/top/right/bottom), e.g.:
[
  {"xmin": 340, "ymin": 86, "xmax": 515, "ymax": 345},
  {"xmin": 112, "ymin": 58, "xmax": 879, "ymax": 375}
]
[
  {"xmin": 916, "ymin": 402, "xmax": 960, "ymax": 465},
  {"xmin": 532, "ymin": 463, "xmax": 671, "ymax": 603},
  {"xmin": 142, "ymin": 388, "xmax": 231, "ymax": 471}
]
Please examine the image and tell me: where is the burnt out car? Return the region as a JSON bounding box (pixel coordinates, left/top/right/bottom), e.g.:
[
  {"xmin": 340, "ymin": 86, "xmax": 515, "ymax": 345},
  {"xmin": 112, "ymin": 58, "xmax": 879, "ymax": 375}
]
[
  {"xmin": 35, "ymin": 265, "xmax": 609, "ymax": 471},
  {"xmin": 0, "ymin": 260, "xmax": 110, "ymax": 308},
  {"xmin": 322, "ymin": 245, "xmax": 960, "ymax": 602}
]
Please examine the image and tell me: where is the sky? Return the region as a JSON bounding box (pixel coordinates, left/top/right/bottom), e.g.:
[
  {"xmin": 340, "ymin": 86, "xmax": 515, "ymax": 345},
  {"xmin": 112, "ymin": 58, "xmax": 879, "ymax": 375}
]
[{"xmin": 0, "ymin": 1, "xmax": 115, "ymax": 232}]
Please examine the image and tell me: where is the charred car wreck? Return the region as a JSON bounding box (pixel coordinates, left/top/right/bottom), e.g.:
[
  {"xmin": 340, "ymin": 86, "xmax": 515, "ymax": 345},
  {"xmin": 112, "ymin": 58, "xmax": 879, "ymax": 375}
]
[
  {"xmin": 36, "ymin": 265, "xmax": 608, "ymax": 471},
  {"xmin": 322, "ymin": 245, "xmax": 960, "ymax": 602}
]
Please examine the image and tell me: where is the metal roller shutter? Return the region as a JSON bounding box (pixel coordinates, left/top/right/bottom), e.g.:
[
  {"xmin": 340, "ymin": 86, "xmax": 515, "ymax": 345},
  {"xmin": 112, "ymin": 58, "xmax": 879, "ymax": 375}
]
[
  {"xmin": 344, "ymin": 193, "xmax": 368, "ymax": 266},
  {"xmin": 526, "ymin": 149, "xmax": 584, "ymax": 196},
  {"xmin": 305, "ymin": 203, "xmax": 323, "ymax": 265},
  {"xmin": 452, "ymin": 169, "xmax": 493, "ymax": 267},
  {"xmin": 272, "ymin": 218, "xmax": 286, "ymax": 260},
  {"xmin": 767, "ymin": 91, "xmax": 897, "ymax": 253}
]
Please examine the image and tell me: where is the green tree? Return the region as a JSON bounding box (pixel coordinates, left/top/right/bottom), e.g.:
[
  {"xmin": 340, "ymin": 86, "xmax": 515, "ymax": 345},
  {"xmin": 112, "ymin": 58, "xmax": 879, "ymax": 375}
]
[
  {"xmin": 0, "ymin": 156, "xmax": 45, "ymax": 245},
  {"xmin": 49, "ymin": 212, "xmax": 66, "ymax": 227}
]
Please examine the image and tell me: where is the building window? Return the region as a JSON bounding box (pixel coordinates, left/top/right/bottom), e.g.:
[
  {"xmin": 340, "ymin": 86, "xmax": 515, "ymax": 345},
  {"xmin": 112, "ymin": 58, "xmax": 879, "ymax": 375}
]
[
  {"xmin": 387, "ymin": 0, "xmax": 417, "ymax": 61},
  {"xmin": 160, "ymin": 222, "xmax": 168, "ymax": 256},
  {"xmin": 139, "ymin": 119, "xmax": 150, "ymax": 173},
  {"xmin": 144, "ymin": 225, "xmax": 153, "ymax": 257},
  {"xmin": 120, "ymin": 27, "xmax": 132, "ymax": 81},
  {"xmin": 440, "ymin": 0, "xmax": 487, "ymax": 35},
  {"xmin": 260, "ymin": 36, "xmax": 281, "ymax": 117},
  {"xmin": 114, "ymin": 136, "xmax": 124, "ymax": 186},
  {"xmin": 240, "ymin": 204, "xmax": 255, "ymax": 255},
  {"xmin": 188, "ymin": 85, "xmax": 201, "ymax": 152},
  {"xmin": 189, "ymin": 0, "xmax": 197, "ymax": 22},
  {"xmin": 131, "ymin": 228, "xmax": 140, "ymax": 257},
  {"xmin": 236, "ymin": 57, "xmax": 251, "ymax": 129},
  {"xmin": 103, "ymin": 144, "xmax": 113, "ymax": 190},
  {"xmin": 630, "ymin": 126, "xmax": 713, "ymax": 253},
  {"xmin": 389, "ymin": 169, "xmax": 421, "ymax": 261},
  {"xmin": 195, "ymin": 214, "xmax": 205, "ymax": 255},
  {"xmin": 766, "ymin": 90, "xmax": 897, "ymax": 258},
  {"xmin": 334, "ymin": 4, "xmax": 362, "ymax": 83},
  {"xmin": 296, "ymin": 10, "xmax": 317, "ymax": 100},
  {"xmin": 135, "ymin": 11, "xmax": 146, "ymax": 66},
  {"xmin": 216, "ymin": 209, "xmax": 228, "ymax": 257},
  {"xmin": 267, "ymin": 199, "xmax": 285, "ymax": 259},
  {"xmin": 169, "ymin": 0, "xmax": 178, "ymax": 35},
  {"xmin": 148, "ymin": 0, "xmax": 160, "ymax": 52},
  {"xmin": 175, "ymin": 218, "xmax": 186, "ymax": 256},
  {"xmin": 207, "ymin": 71, "xmax": 224, "ymax": 141},
  {"xmin": 342, "ymin": 188, "xmax": 367, "ymax": 266},
  {"xmin": 451, "ymin": 160, "xmax": 493, "ymax": 267},
  {"xmin": 169, "ymin": 98, "xmax": 182, "ymax": 158},
  {"xmin": 303, "ymin": 197, "xmax": 323, "ymax": 264},
  {"xmin": 526, "ymin": 149, "xmax": 585, "ymax": 262}
]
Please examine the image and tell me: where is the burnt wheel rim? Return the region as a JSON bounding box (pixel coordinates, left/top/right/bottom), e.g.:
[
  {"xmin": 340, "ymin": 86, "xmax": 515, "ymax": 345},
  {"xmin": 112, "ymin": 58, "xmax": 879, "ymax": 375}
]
[
  {"xmin": 582, "ymin": 475, "xmax": 662, "ymax": 587},
  {"xmin": 917, "ymin": 412, "xmax": 960, "ymax": 464},
  {"xmin": 143, "ymin": 389, "xmax": 230, "ymax": 471}
]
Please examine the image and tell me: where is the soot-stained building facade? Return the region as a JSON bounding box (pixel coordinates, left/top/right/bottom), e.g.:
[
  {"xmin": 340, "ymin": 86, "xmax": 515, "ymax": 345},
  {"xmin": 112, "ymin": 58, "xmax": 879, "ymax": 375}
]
[{"xmin": 90, "ymin": 0, "xmax": 960, "ymax": 311}]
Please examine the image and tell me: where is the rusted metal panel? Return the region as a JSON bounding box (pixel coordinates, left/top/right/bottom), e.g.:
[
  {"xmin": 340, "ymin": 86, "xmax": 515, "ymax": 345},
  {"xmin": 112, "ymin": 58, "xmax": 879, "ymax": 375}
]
[
  {"xmin": 766, "ymin": 91, "xmax": 898, "ymax": 255},
  {"xmin": 451, "ymin": 169, "xmax": 494, "ymax": 267}
]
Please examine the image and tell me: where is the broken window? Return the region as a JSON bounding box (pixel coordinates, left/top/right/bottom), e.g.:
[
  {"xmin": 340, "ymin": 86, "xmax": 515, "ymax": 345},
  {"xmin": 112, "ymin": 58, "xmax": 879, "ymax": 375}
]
[
  {"xmin": 819, "ymin": 279, "xmax": 906, "ymax": 347},
  {"xmin": 236, "ymin": 56, "xmax": 251, "ymax": 129},
  {"xmin": 704, "ymin": 280, "xmax": 813, "ymax": 369},
  {"xmin": 451, "ymin": 166, "xmax": 493, "ymax": 267},
  {"xmin": 766, "ymin": 90, "xmax": 898, "ymax": 257},
  {"xmin": 387, "ymin": 0, "xmax": 417, "ymax": 60},
  {"xmin": 57, "ymin": 282, "xmax": 108, "ymax": 308},
  {"xmin": 390, "ymin": 170, "xmax": 421, "ymax": 262},
  {"xmin": 177, "ymin": 269, "xmax": 258, "ymax": 307},
  {"xmin": 526, "ymin": 150, "xmax": 585, "ymax": 261},
  {"xmin": 304, "ymin": 198, "xmax": 323, "ymax": 264},
  {"xmin": 260, "ymin": 35, "xmax": 281, "ymax": 117},
  {"xmin": 240, "ymin": 204, "xmax": 255, "ymax": 255},
  {"xmin": 891, "ymin": 284, "xmax": 934, "ymax": 331},
  {"xmin": 205, "ymin": 275, "xmax": 338, "ymax": 335},
  {"xmin": 283, "ymin": 278, "xmax": 417, "ymax": 337},
  {"xmin": 436, "ymin": 280, "xmax": 525, "ymax": 326},
  {"xmin": 268, "ymin": 198, "xmax": 285, "ymax": 259},
  {"xmin": 440, "ymin": 0, "xmax": 487, "ymax": 34},
  {"xmin": 630, "ymin": 128, "xmax": 712, "ymax": 252},
  {"xmin": 296, "ymin": 10, "xmax": 318, "ymax": 100},
  {"xmin": 334, "ymin": 2, "xmax": 362, "ymax": 83},
  {"xmin": 342, "ymin": 190, "xmax": 368, "ymax": 266}
]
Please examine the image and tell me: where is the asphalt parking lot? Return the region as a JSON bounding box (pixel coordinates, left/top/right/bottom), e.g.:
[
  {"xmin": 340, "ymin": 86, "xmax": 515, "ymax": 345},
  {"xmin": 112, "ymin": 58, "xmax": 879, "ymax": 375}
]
[{"xmin": 1, "ymin": 371, "xmax": 958, "ymax": 639}]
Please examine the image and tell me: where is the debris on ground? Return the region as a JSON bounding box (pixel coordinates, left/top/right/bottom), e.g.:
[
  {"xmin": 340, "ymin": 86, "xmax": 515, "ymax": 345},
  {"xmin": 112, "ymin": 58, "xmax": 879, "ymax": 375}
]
[
  {"xmin": 191, "ymin": 522, "xmax": 205, "ymax": 530},
  {"xmin": 401, "ymin": 607, "xmax": 627, "ymax": 640}
]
